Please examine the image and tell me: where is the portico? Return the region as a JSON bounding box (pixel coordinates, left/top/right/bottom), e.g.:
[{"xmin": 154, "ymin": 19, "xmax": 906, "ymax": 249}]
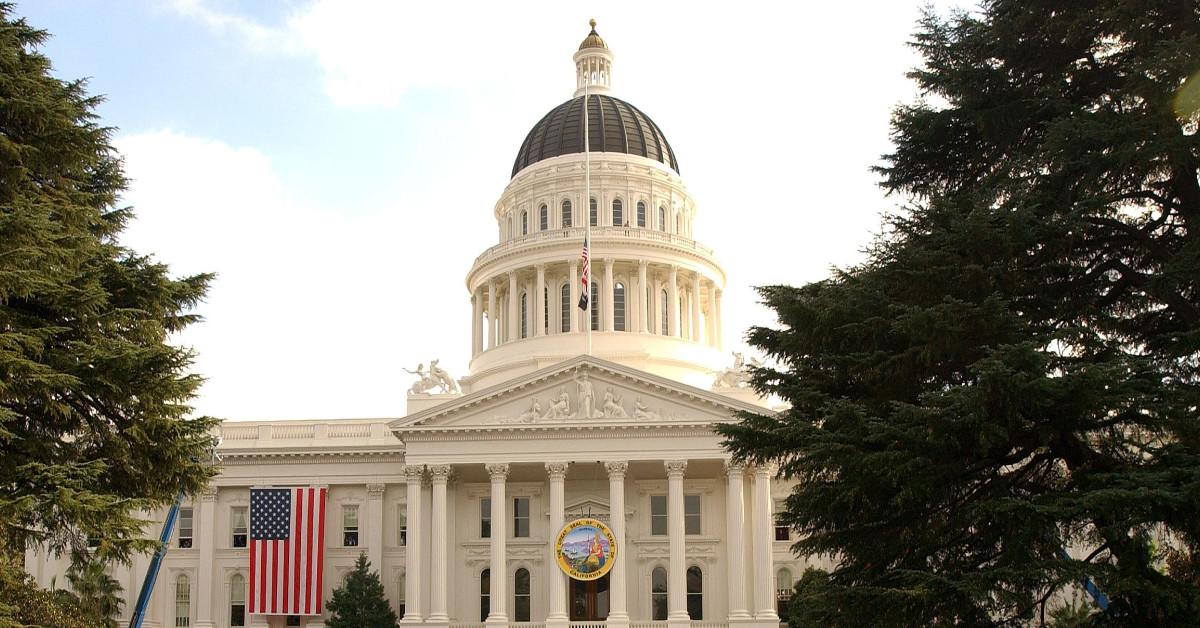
[{"xmin": 390, "ymin": 356, "xmax": 780, "ymax": 628}]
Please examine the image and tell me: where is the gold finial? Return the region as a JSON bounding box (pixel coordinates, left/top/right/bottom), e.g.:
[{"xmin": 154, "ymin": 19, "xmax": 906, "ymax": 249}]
[{"xmin": 589, "ymin": 18, "xmax": 597, "ymax": 31}]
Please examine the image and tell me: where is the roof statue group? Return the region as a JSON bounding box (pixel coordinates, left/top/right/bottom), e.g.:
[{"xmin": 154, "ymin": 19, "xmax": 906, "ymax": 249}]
[
  {"xmin": 711, "ymin": 351, "xmax": 762, "ymax": 390},
  {"xmin": 404, "ymin": 360, "xmax": 459, "ymax": 395}
]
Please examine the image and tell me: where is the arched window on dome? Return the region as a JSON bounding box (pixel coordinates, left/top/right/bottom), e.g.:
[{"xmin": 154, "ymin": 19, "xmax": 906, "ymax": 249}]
[
  {"xmin": 521, "ymin": 211, "xmax": 529, "ymax": 235},
  {"xmin": 514, "ymin": 567, "xmax": 531, "ymax": 621},
  {"xmin": 651, "ymin": 566, "xmax": 668, "ymax": 620},
  {"xmin": 543, "ymin": 286, "xmax": 549, "ymax": 335},
  {"xmin": 560, "ymin": 284, "xmax": 571, "ymax": 333},
  {"xmin": 539, "ymin": 204, "xmax": 548, "ymax": 231},
  {"xmin": 659, "ymin": 205, "xmax": 667, "ymax": 232},
  {"xmin": 676, "ymin": 214, "xmax": 682, "ymax": 235},
  {"xmin": 229, "ymin": 574, "xmax": 246, "ymax": 627},
  {"xmin": 175, "ymin": 573, "xmax": 191, "ymax": 627},
  {"xmin": 661, "ymin": 289, "xmax": 669, "ymax": 336},
  {"xmin": 612, "ymin": 199, "xmax": 623, "ymax": 226},
  {"xmin": 637, "ymin": 201, "xmax": 646, "ymax": 227},
  {"xmin": 519, "ymin": 292, "xmax": 528, "ymax": 339},
  {"xmin": 590, "ymin": 282, "xmax": 600, "ymax": 331},
  {"xmin": 480, "ymin": 569, "xmax": 490, "ymax": 621},
  {"xmin": 614, "ymin": 282, "xmax": 626, "ymax": 331},
  {"xmin": 561, "ymin": 200, "xmax": 573, "ymax": 228},
  {"xmin": 687, "ymin": 566, "xmax": 703, "ymax": 619},
  {"xmin": 590, "ymin": 198, "xmax": 598, "ymax": 227}
]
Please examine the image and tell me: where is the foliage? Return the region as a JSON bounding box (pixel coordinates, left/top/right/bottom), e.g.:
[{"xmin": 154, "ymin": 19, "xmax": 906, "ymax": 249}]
[
  {"xmin": 719, "ymin": 1, "xmax": 1200, "ymax": 625},
  {"xmin": 65, "ymin": 559, "xmax": 123, "ymax": 627},
  {"xmin": 0, "ymin": 555, "xmax": 94, "ymax": 628},
  {"xmin": 0, "ymin": 0, "xmax": 218, "ymax": 573},
  {"xmin": 325, "ymin": 554, "xmax": 399, "ymax": 628}
]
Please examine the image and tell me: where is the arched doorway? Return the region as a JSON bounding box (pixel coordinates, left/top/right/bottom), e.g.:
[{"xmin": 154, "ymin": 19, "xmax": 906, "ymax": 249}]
[{"xmin": 569, "ymin": 573, "xmax": 609, "ymax": 621}]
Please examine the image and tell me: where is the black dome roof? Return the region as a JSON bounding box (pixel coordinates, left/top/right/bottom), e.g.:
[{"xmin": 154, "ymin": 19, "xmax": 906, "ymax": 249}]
[{"xmin": 512, "ymin": 94, "xmax": 679, "ymax": 178}]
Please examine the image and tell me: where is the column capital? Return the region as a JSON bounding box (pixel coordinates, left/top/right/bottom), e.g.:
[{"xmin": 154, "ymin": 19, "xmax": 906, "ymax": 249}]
[
  {"xmin": 199, "ymin": 486, "xmax": 219, "ymax": 502},
  {"xmin": 723, "ymin": 459, "xmax": 746, "ymax": 476},
  {"xmin": 403, "ymin": 465, "xmax": 424, "ymax": 482},
  {"xmin": 535, "ymin": 262, "xmax": 546, "ymax": 271},
  {"xmin": 664, "ymin": 459, "xmax": 687, "ymax": 477},
  {"xmin": 486, "ymin": 463, "xmax": 510, "ymax": 480},
  {"xmin": 604, "ymin": 461, "xmax": 628, "ymax": 478},
  {"xmin": 366, "ymin": 483, "xmax": 387, "ymax": 499},
  {"xmin": 428, "ymin": 465, "xmax": 452, "ymax": 482},
  {"xmin": 638, "ymin": 259, "xmax": 649, "ymax": 269},
  {"xmin": 603, "ymin": 257, "xmax": 614, "ymax": 268},
  {"xmin": 545, "ymin": 462, "xmax": 570, "ymax": 480},
  {"xmin": 753, "ymin": 463, "xmax": 778, "ymax": 478}
]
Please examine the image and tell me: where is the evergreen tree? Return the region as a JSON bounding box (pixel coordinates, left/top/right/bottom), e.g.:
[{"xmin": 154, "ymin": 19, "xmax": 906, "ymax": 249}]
[
  {"xmin": 719, "ymin": 1, "xmax": 1200, "ymax": 625},
  {"xmin": 65, "ymin": 560, "xmax": 123, "ymax": 627},
  {"xmin": 325, "ymin": 554, "xmax": 398, "ymax": 628},
  {"xmin": 0, "ymin": 0, "xmax": 217, "ymax": 573}
]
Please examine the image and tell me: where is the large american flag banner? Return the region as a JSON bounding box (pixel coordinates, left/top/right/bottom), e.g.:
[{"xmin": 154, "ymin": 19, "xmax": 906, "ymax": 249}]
[{"xmin": 249, "ymin": 487, "xmax": 327, "ymax": 616}]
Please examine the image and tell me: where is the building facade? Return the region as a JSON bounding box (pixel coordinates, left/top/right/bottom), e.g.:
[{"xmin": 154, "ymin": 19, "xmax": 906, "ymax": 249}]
[{"xmin": 27, "ymin": 22, "xmax": 823, "ymax": 628}]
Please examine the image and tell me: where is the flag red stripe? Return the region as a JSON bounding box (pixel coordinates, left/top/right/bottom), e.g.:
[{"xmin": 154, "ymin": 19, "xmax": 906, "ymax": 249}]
[
  {"xmin": 258, "ymin": 540, "xmax": 267, "ymax": 613},
  {"xmin": 248, "ymin": 539, "xmax": 256, "ymax": 613},
  {"xmin": 271, "ymin": 540, "xmax": 278, "ymax": 613},
  {"xmin": 315, "ymin": 488, "xmax": 326, "ymax": 612},
  {"xmin": 305, "ymin": 487, "xmax": 315, "ymax": 614},
  {"xmin": 293, "ymin": 487, "xmax": 303, "ymax": 612}
]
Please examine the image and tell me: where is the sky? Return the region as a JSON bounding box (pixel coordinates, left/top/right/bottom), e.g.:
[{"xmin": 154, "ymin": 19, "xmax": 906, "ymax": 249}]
[{"xmin": 18, "ymin": 0, "xmax": 966, "ymax": 420}]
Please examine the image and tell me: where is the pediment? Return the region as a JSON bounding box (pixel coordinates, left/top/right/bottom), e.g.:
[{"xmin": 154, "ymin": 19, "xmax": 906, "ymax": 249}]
[{"xmin": 390, "ymin": 355, "xmax": 767, "ymax": 433}]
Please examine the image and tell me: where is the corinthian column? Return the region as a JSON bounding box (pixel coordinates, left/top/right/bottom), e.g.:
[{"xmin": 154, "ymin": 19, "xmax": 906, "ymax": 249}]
[
  {"xmin": 427, "ymin": 466, "xmax": 452, "ymax": 623},
  {"xmin": 535, "ymin": 264, "xmax": 546, "ymax": 337},
  {"xmin": 665, "ymin": 459, "xmax": 689, "ymax": 623},
  {"xmin": 487, "ymin": 279, "xmax": 498, "ymax": 349},
  {"xmin": 690, "ymin": 272, "xmax": 701, "ymax": 342},
  {"xmin": 546, "ymin": 462, "xmax": 570, "ymax": 628},
  {"xmin": 508, "ymin": 273, "xmax": 519, "ymax": 342},
  {"xmin": 725, "ymin": 462, "xmax": 751, "ymax": 619},
  {"xmin": 603, "ymin": 258, "xmax": 615, "ymax": 332},
  {"xmin": 668, "ymin": 266, "xmax": 680, "ymax": 338},
  {"xmin": 753, "ymin": 465, "xmax": 779, "ymax": 621},
  {"xmin": 401, "ymin": 465, "xmax": 424, "ymax": 623},
  {"xmin": 485, "ymin": 463, "xmax": 510, "ymax": 625},
  {"xmin": 638, "ymin": 261, "xmax": 649, "ymax": 333},
  {"xmin": 568, "ymin": 261, "xmax": 578, "ymax": 334},
  {"xmin": 606, "ymin": 461, "xmax": 629, "ymax": 628}
]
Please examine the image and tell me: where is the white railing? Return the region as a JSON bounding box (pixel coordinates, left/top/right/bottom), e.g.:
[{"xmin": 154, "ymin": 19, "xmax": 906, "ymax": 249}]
[
  {"xmin": 630, "ymin": 622, "xmax": 669, "ymax": 628},
  {"xmin": 328, "ymin": 423, "xmax": 372, "ymax": 438},
  {"xmin": 693, "ymin": 622, "xmax": 729, "ymax": 628},
  {"xmin": 568, "ymin": 622, "xmax": 607, "ymax": 628},
  {"xmin": 473, "ymin": 226, "xmax": 714, "ymax": 267}
]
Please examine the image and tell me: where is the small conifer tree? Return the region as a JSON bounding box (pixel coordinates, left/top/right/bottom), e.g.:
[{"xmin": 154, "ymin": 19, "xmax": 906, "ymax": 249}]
[{"xmin": 325, "ymin": 554, "xmax": 398, "ymax": 628}]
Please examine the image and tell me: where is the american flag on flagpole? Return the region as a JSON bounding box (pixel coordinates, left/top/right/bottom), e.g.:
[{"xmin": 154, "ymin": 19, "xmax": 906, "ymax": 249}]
[
  {"xmin": 249, "ymin": 487, "xmax": 327, "ymax": 616},
  {"xmin": 577, "ymin": 233, "xmax": 590, "ymax": 310}
]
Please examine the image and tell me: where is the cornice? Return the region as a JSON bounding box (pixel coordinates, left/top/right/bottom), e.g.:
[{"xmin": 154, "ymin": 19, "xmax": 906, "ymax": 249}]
[
  {"xmin": 393, "ymin": 355, "xmax": 768, "ymax": 433},
  {"xmin": 219, "ymin": 448, "xmax": 405, "ymax": 465}
]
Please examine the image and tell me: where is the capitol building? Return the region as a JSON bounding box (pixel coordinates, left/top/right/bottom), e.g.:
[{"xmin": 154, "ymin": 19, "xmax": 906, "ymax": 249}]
[{"xmin": 27, "ymin": 22, "xmax": 819, "ymax": 628}]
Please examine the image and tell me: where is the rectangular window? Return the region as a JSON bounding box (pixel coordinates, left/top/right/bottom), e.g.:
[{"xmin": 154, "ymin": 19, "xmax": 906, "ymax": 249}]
[
  {"xmin": 343, "ymin": 505, "xmax": 359, "ymax": 547},
  {"xmin": 229, "ymin": 578, "xmax": 246, "ymax": 626},
  {"xmin": 398, "ymin": 505, "xmax": 408, "ymax": 546},
  {"xmin": 684, "ymin": 494, "xmax": 702, "ymax": 535},
  {"xmin": 480, "ymin": 497, "xmax": 492, "ymax": 539},
  {"xmin": 178, "ymin": 507, "xmax": 193, "ymax": 549},
  {"xmin": 650, "ymin": 495, "xmax": 667, "ymax": 536},
  {"xmin": 398, "ymin": 573, "xmax": 406, "ymax": 618},
  {"xmin": 285, "ymin": 617, "xmax": 301, "ymax": 627},
  {"xmin": 513, "ymin": 497, "xmax": 530, "ymax": 538},
  {"xmin": 774, "ymin": 501, "xmax": 790, "ymax": 541},
  {"xmin": 231, "ymin": 506, "xmax": 247, "ymax": 548}
]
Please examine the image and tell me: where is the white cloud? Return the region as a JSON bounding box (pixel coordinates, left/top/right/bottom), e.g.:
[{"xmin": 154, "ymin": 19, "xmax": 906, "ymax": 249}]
[{"xmin": 116, "ymin": 130, "xmax": 475, "ymax": 419}]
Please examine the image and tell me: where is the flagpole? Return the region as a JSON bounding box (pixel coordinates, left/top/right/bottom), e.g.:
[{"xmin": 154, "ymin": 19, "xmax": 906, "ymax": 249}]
[{"xmin": 584, "ymin": 81, "xmax": 592, "ymax": 357}]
